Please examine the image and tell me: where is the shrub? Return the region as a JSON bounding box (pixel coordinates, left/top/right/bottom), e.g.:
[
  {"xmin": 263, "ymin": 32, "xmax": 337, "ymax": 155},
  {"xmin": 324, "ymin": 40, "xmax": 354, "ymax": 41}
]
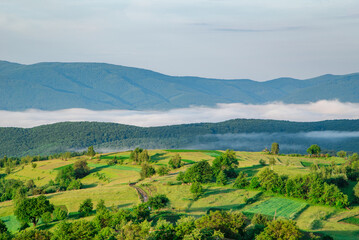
[
  {"xmin": 259, "ymin": 159, "xmax": 266, "ymax": 166},
  {"xmin": 233, "ymin": 172, "xmax": 249, "ymax": 189},
  {"xmin": 147, "ymin": 194, "xmax": 169, "ymax": 210},
  {"xmin": 169, "ymin": 154, "xmax": 182, "ymax": 169},
  {"xmin": 140, "ymin": 163, "xmax": 156, "ymax": 179},
  {"xmin": 190, "ymin": 182, "xmax": 204, "ymax": 200},
  {"xmin": 157, "ymin": 166, "xmax": 170, "ymax": 176},
  {"xmin": 53, "ymin": 207, "xmax": 68, "ymax": 221},
  {"xmin": 79, "ymin": 199, "xmax": 93, "ymax": 217}
]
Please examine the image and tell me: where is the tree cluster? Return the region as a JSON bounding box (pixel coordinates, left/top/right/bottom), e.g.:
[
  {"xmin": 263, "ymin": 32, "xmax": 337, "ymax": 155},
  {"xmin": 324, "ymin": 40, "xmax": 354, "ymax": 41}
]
[{"xmin": 250, "ymin": 168, "xmax": 349, "ymax": 208}]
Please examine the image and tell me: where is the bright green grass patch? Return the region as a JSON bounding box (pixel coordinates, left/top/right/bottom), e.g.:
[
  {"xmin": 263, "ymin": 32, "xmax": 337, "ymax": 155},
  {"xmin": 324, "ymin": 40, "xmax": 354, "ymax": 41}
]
[
  {"xmin": 165, "ymin": 149, "xmax": 222, "ymax": 155},
  {"xmin": 99, "ymin": 155, "xmax": 129, "ymax": 160},
  {"xmin": 182, "ymin": 159, "xmax": 196, "ymax": 164},
  {"xmin": 0, "ymin": 215, "xmax": 20, "ymax": 232},
  {"xmin": 301, "ymin": 161, "xmax": 331, "ymax": 168},
  {"xmin": 244, "ymin": 197, "xmax": 308, "ymax": 219},
  {"xmin": 88, "ymin": 163, "xmax": 141, "ymax": 172},
  {"xmin": 341, "ymin": 216, "xmax": 359, "ymax": 226},
  {"xmin": 53, "ymin": 163, "xmax": 73, "ymax": 171}
]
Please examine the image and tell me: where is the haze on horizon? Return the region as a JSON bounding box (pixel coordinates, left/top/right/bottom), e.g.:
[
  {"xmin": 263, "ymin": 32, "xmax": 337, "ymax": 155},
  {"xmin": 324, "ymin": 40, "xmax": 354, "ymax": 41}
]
[{"xmin": 1, "ymin": 0, "xmax": 359, "ymax": 81}]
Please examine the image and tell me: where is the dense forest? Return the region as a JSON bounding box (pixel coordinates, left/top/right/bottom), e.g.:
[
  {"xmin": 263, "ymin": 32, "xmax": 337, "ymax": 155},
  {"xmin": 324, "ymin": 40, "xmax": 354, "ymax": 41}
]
[{"xmin": 1, "ymin": 119, "xmax": 359, "ymax": 157}]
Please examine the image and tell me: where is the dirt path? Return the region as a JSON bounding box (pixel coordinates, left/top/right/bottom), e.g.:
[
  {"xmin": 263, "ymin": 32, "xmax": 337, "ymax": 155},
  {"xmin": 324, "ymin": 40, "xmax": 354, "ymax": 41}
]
[{"xmin": 129, "ymin": 183, "xmax": 148, "ymax": 202}]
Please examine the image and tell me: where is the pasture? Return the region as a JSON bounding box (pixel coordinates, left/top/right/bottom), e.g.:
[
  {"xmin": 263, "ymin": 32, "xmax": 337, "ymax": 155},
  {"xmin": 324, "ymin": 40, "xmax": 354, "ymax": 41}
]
[{"xmin": 0, "ymin": 149, "xmax": 358, "ymax": 239}]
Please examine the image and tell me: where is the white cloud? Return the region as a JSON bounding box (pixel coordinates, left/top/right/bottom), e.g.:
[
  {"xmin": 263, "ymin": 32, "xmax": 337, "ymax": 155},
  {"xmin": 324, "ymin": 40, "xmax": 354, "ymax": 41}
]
[{"xmin": 0, "ymin": 100, "xmax": 358, "ymax": 128}]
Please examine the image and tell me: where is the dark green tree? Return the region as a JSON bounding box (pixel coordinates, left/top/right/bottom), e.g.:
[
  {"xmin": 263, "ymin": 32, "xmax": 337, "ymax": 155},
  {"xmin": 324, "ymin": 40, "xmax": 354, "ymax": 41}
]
[
  {"xmin": 147, "ymin": 194, "xmax": 169, "ymax": 210},
  {"xmin": 14, "ymin": 195, "xmax": 54, "ymax": 227},
  {"xmin": 183, "ymin": 160, "xmax": 213, "ymax": 183}
]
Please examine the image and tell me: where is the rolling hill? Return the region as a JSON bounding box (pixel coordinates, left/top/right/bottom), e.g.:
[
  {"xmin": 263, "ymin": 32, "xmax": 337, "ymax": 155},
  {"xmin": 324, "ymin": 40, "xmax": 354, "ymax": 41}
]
[
  {"xmin": 1, "ymin": 119, "xmax": 359, "ymax": 157},
  {"xmin": 0, "ymin": 61, "xmax": 358, "ymax": 110}
]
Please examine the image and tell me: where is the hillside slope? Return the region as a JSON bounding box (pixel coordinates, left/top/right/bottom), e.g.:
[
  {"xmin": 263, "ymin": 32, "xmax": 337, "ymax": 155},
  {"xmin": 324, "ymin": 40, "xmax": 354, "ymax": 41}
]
[
  {"xmin": 1, "ymin": 119, "xmax": 359, "ymax": 156},
  {"xmin": 0, "ymin": 61, "xmax": 358, "ymax": 110}
]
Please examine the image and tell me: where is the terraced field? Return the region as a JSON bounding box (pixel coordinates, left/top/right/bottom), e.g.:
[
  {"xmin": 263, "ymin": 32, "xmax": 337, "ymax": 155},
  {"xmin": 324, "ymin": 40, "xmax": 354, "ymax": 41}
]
[{"xmin": 244, "ymin": 197, "xmax": 308, "ymax": 219}]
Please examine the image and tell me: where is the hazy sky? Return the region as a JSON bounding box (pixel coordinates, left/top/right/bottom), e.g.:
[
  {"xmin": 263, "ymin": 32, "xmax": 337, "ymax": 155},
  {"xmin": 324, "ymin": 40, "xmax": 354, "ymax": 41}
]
[{"xmin": 1, "ymin": 0, "xmax": 359, "ymax": 80}]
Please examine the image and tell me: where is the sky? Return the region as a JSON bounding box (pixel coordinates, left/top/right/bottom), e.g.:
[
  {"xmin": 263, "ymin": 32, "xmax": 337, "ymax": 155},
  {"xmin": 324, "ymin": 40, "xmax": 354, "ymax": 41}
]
[
  {"xmin": 0, "ymin": 0, "xmax": 359, "ymax": 80},
  {"xmin": 1, "ymin": 100, "xmax": 359, "ymax": 128}
]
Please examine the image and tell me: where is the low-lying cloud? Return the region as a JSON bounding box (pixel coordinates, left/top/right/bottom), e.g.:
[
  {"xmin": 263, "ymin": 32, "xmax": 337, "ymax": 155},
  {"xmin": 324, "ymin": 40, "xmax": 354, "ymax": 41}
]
[
  {"xmin": 0, "ymin": 100, "xmax": 359, "ymax": 128},
  {"xmin": 192, "ymin": 131, "xmax": 359, "ymax": 153}
]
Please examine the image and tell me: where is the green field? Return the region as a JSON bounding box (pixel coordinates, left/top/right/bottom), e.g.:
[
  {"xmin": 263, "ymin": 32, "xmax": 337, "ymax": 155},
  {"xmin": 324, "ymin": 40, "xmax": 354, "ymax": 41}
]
[
  {"xmin": 0, "ymin": 149, "xmax": 358, "ymax": 239},
  {"xmin": 244, "ymin": 197, "xmax": 308, "ymax": 219}
]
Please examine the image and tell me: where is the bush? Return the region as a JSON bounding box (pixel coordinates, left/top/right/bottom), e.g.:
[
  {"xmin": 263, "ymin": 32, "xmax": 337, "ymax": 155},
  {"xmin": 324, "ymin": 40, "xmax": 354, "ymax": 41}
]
[
  {"xmin": 233, "ymin": 172, "xmax": 249, "ymax": 189},
  {"xmin": 44, "ymin": 186, "xmax": 58, "ymax": 194},
  {"xmin": 67, "ymin": 179, "xmax": 82, "ymax": 190},
  {"xmin": 79, "ymin": 199, "xmax": 93, "ymax": 217},
  {"xmin": 74, "ymin": 159, "xmax": 90, "ymax": 179},
  {"xmin": 259, "ymin": 159, "xmax": 266, "ymax": 166},
  {"xmin": 41, "ymin": 212, "xmax": 52, "ymax": 225},
  {"xmin": 140, "ymin": 163, "xmax": 156, "ymax": 179},
  {"xmin": 190, "ymin": 182, "xmax": 204, "ymax": 200},
  {"xmin": 147, "ymin": 194, "xmax": 169, "ymax": 210},
  {"xmin": 157, "ymin": 166, "xmax": 170, "ymax": 176},
  {"xmin": 251, "ymin": 213, "xmax": 269, "ymax": 226},
  {"xmin": 256, "ymin": 219, "xmax": 302, "ymax": 240},
  {"xmin": 169, "ymin": 154, "xmax": 182, "ymax": 169},
  {"xmin": 53, "ymin": 207, "xmax": 68, "ymax": 221},
  {"xmin": 216, "ymin": 171, "xmax": 228, "ymax": 185}
]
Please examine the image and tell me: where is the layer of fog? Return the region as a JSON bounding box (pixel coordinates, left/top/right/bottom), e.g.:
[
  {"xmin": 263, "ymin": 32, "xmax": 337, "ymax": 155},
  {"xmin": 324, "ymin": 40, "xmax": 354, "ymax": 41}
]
[
  {"xmin": 0, "ymin": 100, "xmax": 359, "ymax": 128},
  {"xmin": 192, "ymin": 131, "xmax": 359, "ymax": 153}
]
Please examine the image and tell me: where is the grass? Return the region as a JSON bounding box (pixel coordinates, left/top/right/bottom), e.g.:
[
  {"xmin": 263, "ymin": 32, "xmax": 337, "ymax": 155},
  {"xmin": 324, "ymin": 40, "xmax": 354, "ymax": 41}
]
[
  {"xmin": 88, "ymin": 163, "xmax": 141, "ymax": 172},
  {"xmin": 341, "ymin": 216, "xmax": 359, "ymax": 226},
  {"xmin": 0, "ymin": 150, "xmax": 358, "ymax": 239},
  {"xmin": 244, "ymin": 197, "xmax": 308, "ymax": 219},
  {"xmin": 182, "ymin": 159, "xmax": 196, "ymax": 164},
  {"xmin": 0, "ymin": 215, "xmax": 21, "ymax": 232}
]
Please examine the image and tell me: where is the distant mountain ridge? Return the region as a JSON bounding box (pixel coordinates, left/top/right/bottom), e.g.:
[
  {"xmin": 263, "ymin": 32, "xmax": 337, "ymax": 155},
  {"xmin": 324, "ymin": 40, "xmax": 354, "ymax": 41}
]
[{"xmin": 0, "ymin": 61, "xmax": 358, "ymax": 110}]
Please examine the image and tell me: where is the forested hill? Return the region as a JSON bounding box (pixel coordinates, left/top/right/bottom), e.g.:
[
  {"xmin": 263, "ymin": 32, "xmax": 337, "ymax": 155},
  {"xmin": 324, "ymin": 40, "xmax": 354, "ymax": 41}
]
[
  {"xmin": 1, "ymin": 119, "xmax": 359, "ymax": 157},
  {"xmin": 0, "ymin": 61, "xmax": 359, "ymax": 110}
]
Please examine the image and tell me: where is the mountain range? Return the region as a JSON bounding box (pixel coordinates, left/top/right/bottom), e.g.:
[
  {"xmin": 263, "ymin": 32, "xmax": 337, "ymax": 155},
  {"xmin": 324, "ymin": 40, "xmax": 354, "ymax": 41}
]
[{"xmin": 0, "ymin": 61, "xmax": 358, "ymax": 110}]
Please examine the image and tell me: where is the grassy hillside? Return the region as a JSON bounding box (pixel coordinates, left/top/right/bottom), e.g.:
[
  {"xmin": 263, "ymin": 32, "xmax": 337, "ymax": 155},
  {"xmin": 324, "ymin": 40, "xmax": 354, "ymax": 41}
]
[
  {"xmin": 1, "ymin": 119, "xmax": 359, "ymax": 157},
  {"xmin": 0, "ymin": 61, "xmax": 358, "ymax": 111},
  {"xmin": 0, "ymin": 150, "xmax": 358, "ymax": 239}
]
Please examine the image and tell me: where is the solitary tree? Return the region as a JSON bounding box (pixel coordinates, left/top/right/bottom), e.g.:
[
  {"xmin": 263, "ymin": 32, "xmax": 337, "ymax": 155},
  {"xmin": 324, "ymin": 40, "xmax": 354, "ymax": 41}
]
[
  {"xmin": 14, "ymin": 195, "xmax": 54, "ymax": 227},
  {"xmin": 271, "ymin": 143, "xmax": 280, "ymax": 155},
  {"xmin": 168, "ymin": 154, "xmax": 182, "ymax": 169},
  {"xmin": 87, "ymin": 146, "xmax": 96, "ymax": 157},
  {"xmin": 74, "ymin": 159, "xmax": 90, "ymax": 178},
  {"xmin": 307, "ymin": 144, "xmax": 321, "ymax": 156}
]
